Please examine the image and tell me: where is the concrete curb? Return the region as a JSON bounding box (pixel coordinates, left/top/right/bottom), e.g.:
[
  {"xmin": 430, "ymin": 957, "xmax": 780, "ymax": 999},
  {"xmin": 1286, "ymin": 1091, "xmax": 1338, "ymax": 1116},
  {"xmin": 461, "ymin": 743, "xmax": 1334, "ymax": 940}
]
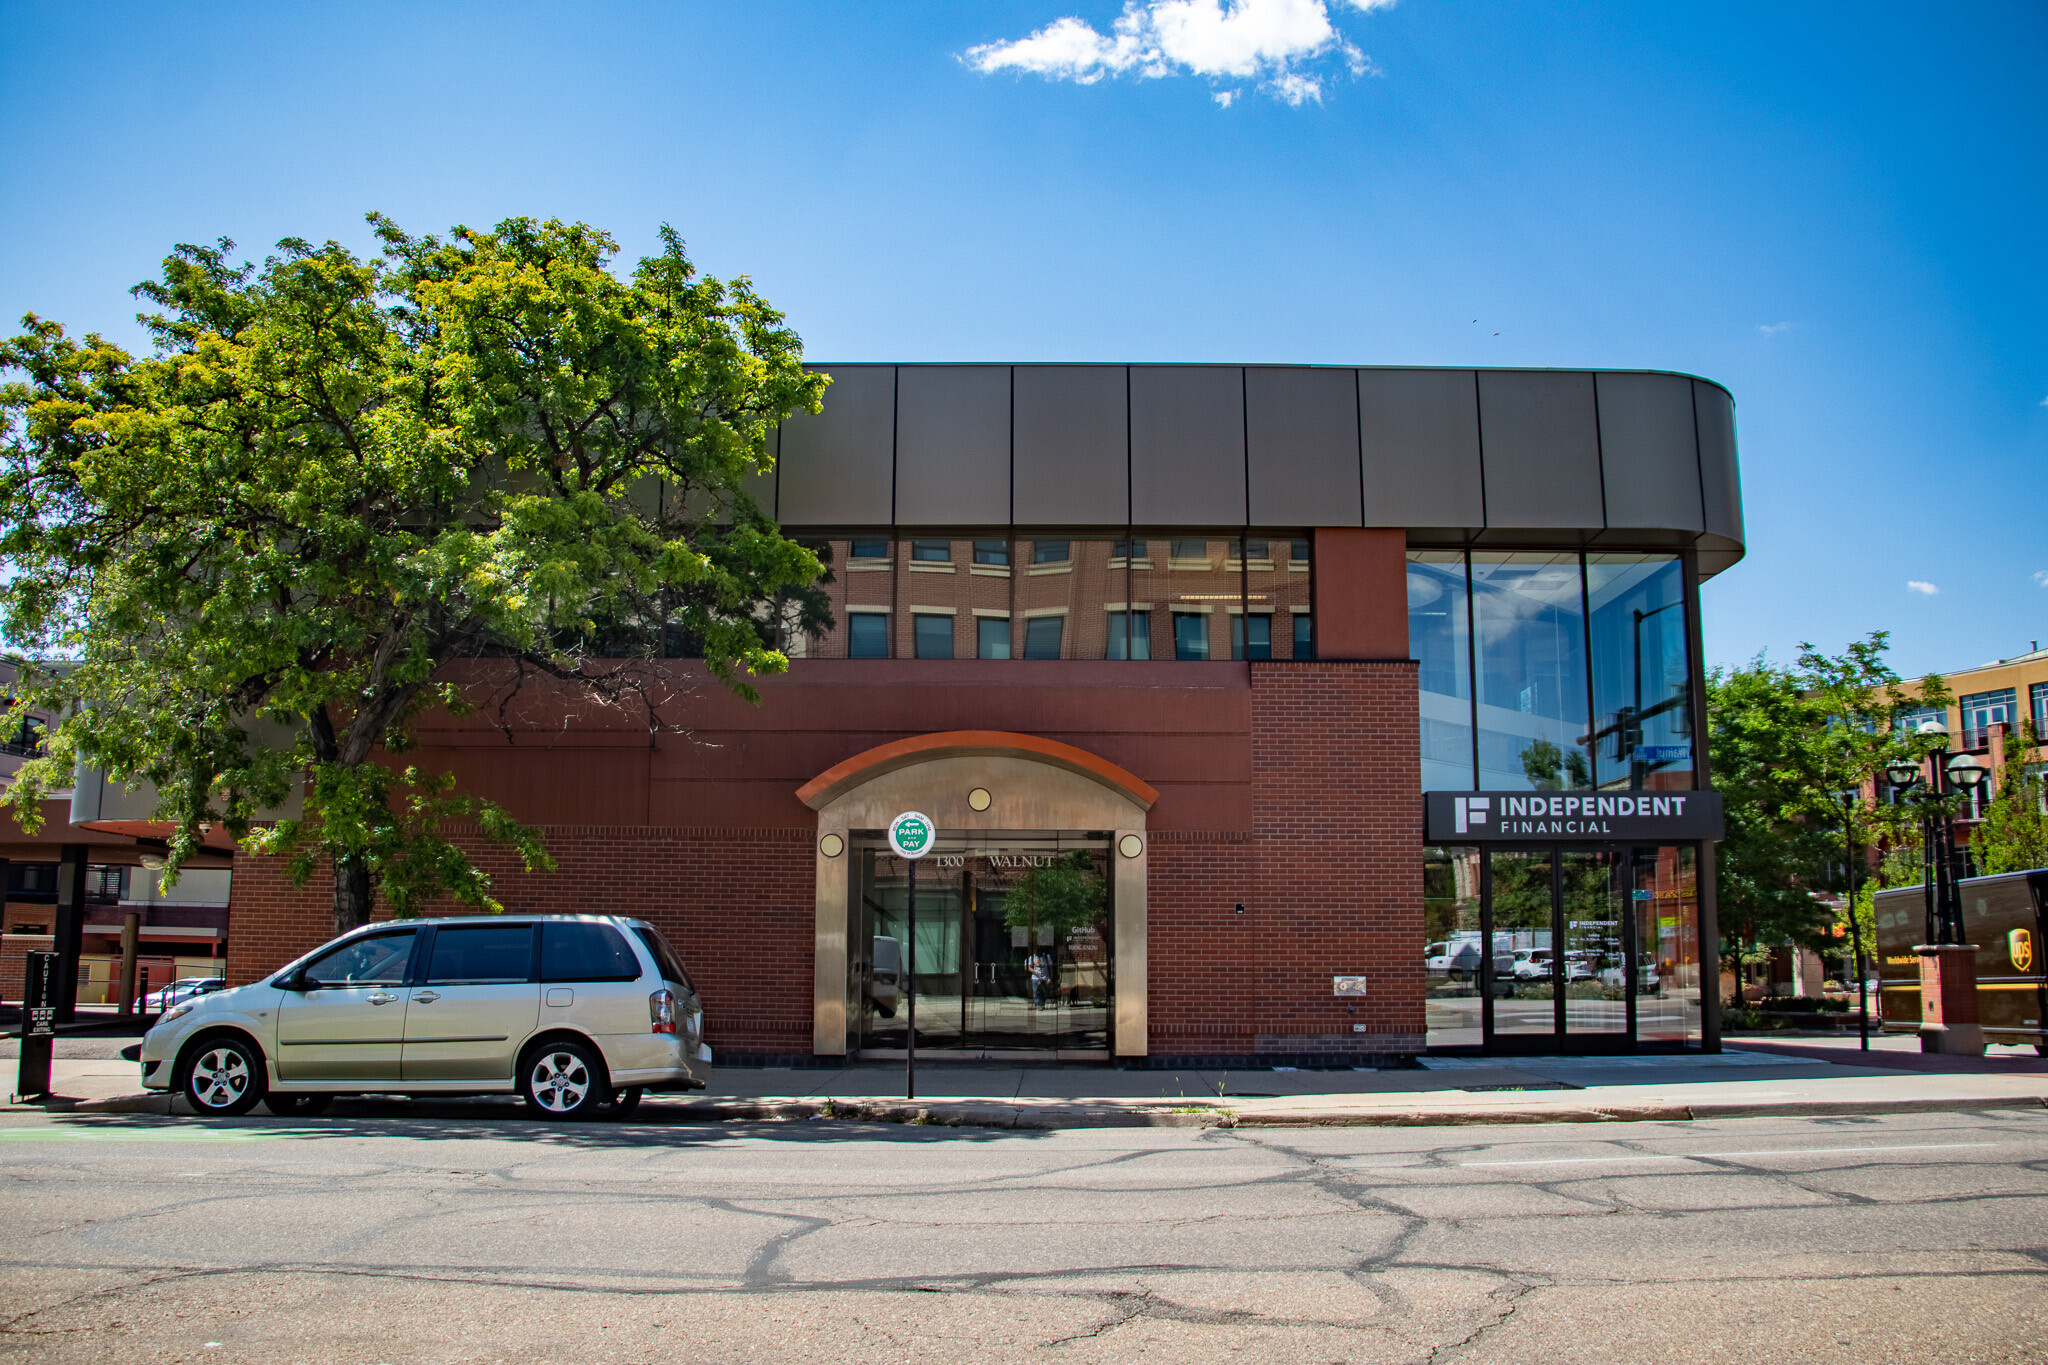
[{"xmin": 9, "ymin": 1092, "xmax": 2046, "ymax": 1130}]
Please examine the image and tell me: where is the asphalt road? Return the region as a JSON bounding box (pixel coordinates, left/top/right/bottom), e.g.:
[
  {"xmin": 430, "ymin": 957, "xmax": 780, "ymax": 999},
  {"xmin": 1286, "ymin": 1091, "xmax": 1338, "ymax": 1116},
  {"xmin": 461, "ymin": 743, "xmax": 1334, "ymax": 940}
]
[{"xmin": 2, "ymin": 1104, "xmax": 2045, "ymax": 1363}]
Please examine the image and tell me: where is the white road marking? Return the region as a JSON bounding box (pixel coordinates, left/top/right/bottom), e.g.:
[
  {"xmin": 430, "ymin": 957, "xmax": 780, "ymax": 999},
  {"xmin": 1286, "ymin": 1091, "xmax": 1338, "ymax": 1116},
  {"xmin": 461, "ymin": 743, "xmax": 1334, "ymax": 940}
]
[{"xmin": 1461, "ymin": 1142, "xmax": 1998, "ymax": 1168}]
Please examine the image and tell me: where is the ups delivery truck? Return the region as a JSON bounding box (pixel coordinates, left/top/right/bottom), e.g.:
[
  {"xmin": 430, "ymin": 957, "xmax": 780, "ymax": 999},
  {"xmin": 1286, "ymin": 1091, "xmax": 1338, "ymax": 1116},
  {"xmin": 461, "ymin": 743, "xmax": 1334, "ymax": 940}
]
[{"xmin": 1873, "ymin": 868, "xmax": 2047, "ymax": 1053}]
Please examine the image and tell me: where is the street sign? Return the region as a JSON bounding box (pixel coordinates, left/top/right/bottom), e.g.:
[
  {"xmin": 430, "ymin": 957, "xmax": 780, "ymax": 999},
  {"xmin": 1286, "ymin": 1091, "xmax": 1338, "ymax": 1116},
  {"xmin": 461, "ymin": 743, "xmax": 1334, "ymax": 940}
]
[{"xmin": 888, "ymin": 811, "xmax": 935, "ymax": 860}]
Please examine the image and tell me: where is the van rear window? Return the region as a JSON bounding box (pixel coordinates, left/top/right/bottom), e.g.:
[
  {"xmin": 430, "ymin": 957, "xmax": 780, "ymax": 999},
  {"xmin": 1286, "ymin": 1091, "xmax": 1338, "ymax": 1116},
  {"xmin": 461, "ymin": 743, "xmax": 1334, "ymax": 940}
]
[
  {"xmin": 632, "ymin": 926, "xmax": 693, "ymax": 991},
  {"xmin": 540, "ymin": 922, "xmax": 641, "ymax": 983}
]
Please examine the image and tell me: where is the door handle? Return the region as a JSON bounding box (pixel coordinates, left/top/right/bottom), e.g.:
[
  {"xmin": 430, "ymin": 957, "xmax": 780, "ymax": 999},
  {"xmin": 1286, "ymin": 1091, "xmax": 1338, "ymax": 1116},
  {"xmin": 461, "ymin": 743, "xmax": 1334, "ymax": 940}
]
[
  {"xmin": 366, "ymin": 992, "xmax": 397, "ymax": 1005},
  {"xmin": 414, "ymin": 991, "xmax": 439, "ymax": 1004}
]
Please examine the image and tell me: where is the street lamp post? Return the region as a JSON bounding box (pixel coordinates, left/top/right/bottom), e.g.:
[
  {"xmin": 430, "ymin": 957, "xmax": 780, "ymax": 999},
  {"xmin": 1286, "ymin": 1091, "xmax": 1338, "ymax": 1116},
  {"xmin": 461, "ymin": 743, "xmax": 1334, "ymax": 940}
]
[
  {"xmin": 1884, "ymin": 721, "xmax": 1991, "ymax": 945},
  {"xmin": 1884, "ymin": 720, "xmax": 1992, "ymax": 1056}
]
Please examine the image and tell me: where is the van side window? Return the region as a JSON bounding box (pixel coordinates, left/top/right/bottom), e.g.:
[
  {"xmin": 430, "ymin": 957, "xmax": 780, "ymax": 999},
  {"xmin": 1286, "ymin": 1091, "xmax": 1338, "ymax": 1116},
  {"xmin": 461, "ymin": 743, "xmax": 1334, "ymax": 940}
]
[
  {"xmin": 303, "ymin": 930, "xmax": 418, "ymax": 987},
  {"xmin": 426, "ymin": 924, "xmax": 536, "ymax": 986},
  {"xmin": 540, "ymin": 922, "xmax": 642, "ymax": 983},
  {"xmin": 631, "ymin": 926, "xmax": 693, "ymax": 991}
]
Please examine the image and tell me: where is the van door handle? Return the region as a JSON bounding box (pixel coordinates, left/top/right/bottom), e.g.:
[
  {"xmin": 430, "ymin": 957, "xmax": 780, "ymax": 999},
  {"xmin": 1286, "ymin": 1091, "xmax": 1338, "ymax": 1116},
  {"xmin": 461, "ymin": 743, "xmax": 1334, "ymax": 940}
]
[
  {"xmin": 413, "ymin": 991, "xmax": 439, "ymax": 1004},
  {"xmin": 366, "ymin": 992, "xmax": 397, "ymax": 1005}
]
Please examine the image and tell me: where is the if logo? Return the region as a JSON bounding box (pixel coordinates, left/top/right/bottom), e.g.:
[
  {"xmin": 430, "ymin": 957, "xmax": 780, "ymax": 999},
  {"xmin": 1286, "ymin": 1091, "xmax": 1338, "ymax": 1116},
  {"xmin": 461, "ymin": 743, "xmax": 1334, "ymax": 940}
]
[
  {"xmin": 1453, "ymin": 796, "xmax": 1490, "ymax": 835},
  {"xmin": 2012, "ymin": 928, "xmax": 2035, "ymax": 974}
]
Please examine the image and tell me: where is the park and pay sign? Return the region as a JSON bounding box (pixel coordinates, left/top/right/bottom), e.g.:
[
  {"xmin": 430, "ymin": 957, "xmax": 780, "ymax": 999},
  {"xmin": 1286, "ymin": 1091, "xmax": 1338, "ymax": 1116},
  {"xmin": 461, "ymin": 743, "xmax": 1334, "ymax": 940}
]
[{"xmin": 888, "ymin": 812, "xmax": 935, "ymax": 1101}]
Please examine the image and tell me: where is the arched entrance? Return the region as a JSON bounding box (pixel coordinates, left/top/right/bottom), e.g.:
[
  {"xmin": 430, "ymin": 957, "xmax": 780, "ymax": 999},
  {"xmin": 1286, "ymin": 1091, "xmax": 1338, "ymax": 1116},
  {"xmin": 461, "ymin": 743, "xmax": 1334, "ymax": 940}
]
[{"xmin": 798, "ymin": 731, "xmax": 1154, "ymax": 1061}]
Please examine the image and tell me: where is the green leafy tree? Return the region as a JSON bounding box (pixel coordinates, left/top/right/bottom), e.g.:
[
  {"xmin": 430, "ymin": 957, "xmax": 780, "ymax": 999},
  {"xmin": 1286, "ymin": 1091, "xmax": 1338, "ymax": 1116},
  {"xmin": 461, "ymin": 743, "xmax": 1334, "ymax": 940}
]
[
  {"xmin": 1706, "ymin": 632, "xmax": 1948, "ymax": 988},
  {"xmin": 1972, "ymin": 722, "xmax": 2048, "ymax": 875},
  {"xmin": 0, "ymin": 215, "xmax": 829, "ymax": 934}
]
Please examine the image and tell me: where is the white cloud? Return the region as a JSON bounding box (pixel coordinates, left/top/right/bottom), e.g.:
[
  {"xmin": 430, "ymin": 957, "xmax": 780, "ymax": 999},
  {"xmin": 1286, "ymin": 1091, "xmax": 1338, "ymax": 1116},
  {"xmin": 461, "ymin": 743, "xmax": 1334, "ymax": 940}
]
[
  {"xmin": 963, "ymin": 0, "xmax": 1393, "ymax": 105},
  {"xmin": 1757, "ymin": 322, "xmax": 1793, "ymax": 336},
  {"xmin": 2034, "ymin": 570, "xmax": 2048, "ymax": 587},
  {"xmin": 1906, "ymin": 581, "xmax": 1939, "ymax": 595}
]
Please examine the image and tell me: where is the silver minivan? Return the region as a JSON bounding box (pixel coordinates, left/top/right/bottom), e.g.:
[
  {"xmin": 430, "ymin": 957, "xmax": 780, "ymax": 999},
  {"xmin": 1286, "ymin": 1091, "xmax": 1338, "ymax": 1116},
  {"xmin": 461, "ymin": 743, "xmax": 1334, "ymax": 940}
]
[{"xmin": 138, "ymin": 915, "xmax": 709, "ymax": 1120}]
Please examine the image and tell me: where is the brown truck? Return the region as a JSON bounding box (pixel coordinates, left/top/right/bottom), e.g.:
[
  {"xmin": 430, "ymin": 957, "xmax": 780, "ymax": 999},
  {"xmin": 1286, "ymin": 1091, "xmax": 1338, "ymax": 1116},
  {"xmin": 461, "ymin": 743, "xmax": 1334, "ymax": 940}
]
[{"xmin": 1873, "ymin": 868, "xmax": 2047, "ymax": 1052}]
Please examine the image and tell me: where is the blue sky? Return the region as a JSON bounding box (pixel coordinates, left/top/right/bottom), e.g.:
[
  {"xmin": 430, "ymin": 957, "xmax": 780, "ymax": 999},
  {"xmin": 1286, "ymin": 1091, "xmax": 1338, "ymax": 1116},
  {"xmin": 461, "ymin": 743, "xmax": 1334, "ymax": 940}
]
[{"xmin": 2, "ymin": 1, "xmax": 2043, "ymax": 679}]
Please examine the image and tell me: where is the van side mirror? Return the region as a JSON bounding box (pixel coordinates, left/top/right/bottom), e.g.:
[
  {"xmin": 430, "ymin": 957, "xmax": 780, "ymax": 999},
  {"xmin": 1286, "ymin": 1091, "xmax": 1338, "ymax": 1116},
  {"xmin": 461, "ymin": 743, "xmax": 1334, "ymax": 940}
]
[{"xmin": 274, "ymin": 971, "xmax": 309, "ymax": 991}]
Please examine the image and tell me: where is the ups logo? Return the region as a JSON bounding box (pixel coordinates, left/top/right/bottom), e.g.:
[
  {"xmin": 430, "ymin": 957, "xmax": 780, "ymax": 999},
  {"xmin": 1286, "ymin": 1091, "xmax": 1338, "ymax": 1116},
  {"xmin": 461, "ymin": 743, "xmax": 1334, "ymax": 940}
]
[{"xmin": 2013, "ymin": 929, "xmax": 2036, "ymax": 974}]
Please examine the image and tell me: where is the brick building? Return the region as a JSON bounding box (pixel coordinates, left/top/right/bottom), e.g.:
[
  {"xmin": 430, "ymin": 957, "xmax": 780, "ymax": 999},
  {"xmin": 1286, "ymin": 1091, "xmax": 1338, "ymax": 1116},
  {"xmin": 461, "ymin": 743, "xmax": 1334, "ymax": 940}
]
[{"xmin": 39, "ymin": 364, "xmax": 1744, "ymax": 1061}]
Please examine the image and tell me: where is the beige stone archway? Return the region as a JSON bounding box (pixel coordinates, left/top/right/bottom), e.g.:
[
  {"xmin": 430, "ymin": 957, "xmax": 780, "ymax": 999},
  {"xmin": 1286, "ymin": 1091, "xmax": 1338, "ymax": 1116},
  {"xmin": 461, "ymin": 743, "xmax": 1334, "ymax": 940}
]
[{"xmin": 797, "ymin": 731, "xmax": 1154, "ymax": 1059}]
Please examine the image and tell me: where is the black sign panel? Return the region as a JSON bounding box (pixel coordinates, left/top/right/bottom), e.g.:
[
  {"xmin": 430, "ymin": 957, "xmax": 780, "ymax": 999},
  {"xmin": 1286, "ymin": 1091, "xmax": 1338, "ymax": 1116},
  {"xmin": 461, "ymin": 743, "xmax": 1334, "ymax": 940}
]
[
  {"xmin": 22, "ymin": 951, "xmax": 59, "ymax": 1038},
  {"xmin": 1424, "ymin": 790, "xmax": 1723, "ymax": 843}
]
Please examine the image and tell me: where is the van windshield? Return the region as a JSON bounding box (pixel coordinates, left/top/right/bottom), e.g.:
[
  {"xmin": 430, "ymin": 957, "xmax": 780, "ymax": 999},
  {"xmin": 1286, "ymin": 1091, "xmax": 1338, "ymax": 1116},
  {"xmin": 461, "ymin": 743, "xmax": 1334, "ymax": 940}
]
[{"xmin": 633, "ymin": 926, "xmax": 694, "ymax": 991}]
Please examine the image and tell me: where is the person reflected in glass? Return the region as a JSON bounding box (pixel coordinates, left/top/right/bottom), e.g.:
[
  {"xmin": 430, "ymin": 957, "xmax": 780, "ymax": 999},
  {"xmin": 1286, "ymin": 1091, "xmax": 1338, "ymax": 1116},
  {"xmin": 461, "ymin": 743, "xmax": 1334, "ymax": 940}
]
[{"xmin": 1027, "ymin": 948, "xmax": 1052, "ymax": 1008}]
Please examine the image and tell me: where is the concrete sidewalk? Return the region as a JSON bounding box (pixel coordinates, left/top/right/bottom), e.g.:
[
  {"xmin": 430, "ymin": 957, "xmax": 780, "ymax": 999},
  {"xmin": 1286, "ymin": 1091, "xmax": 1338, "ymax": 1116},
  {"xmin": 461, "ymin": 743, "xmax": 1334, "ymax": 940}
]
[{"xmin": 9, "ymin": 1040, "xmax": 2047, "ymax": 1129}]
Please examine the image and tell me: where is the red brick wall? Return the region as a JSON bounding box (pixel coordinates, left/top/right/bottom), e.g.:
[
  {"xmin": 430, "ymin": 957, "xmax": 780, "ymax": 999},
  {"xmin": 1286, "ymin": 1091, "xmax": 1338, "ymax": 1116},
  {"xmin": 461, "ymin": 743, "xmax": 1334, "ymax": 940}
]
[
  {"xmin": 225, "ymin": 827, "xmax": 814, "ymax": 1058},
  {"xmin": 1246, "ymin": 660, "xmax": 1425, "ymax": 1057},
  {"xmin": 222, "ymin": 657, "xmax": 1427, "ymax": 1064}
]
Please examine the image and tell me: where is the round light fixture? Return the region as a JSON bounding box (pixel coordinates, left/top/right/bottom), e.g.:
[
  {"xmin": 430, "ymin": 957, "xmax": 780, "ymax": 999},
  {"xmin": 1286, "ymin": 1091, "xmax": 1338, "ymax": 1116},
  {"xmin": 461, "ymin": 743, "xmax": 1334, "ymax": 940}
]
[
  {"xmin": 1917, "ymin": 718, "xmax": 1950, "ymax": 740},
  {"xmin": 1118, "ymin": 833, "xmax": 1144, "ymax": 859},
  {"xmin": 1885, "ymin": 759, "xmax": 1923, "ymax": 788},
  {"xmin": 1945, "ymin": 753, "xmax": 1990, "ymax": 789},
  {"xmin": 967, "ymin": 788, "xmax": 992, "ymax": 812},
  {"xmin": 818, "ymin": 833, "xmax": 845, "ymax": 858}
]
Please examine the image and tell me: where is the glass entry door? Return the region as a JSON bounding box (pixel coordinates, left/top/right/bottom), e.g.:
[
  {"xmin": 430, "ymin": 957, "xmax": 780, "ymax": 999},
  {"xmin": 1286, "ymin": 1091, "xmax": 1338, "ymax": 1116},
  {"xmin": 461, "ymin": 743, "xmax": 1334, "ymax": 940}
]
[
  {"xmin": 1480, "ymin": 848, "xmax": 1636, "ymax": 1051},
  {"xmin": 853, "ymin": 836, "xmax": 1112, "ymax": 1059}
]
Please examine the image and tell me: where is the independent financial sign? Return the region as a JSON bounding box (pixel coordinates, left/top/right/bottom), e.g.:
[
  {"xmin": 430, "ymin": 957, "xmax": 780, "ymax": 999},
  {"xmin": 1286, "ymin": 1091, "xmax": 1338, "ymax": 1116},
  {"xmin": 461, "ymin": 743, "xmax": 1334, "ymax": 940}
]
[{"xmin": 1424, "ymin": 790, "xmax": 1724, "ymax": 843}]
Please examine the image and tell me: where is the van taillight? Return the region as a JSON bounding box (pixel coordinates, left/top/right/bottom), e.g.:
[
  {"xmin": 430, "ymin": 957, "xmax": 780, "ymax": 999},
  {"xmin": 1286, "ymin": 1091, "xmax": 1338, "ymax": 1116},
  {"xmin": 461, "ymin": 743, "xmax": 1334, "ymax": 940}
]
[{"xmin": 649, "ymin": 988, "xmax": 677, "ymax": 1035}]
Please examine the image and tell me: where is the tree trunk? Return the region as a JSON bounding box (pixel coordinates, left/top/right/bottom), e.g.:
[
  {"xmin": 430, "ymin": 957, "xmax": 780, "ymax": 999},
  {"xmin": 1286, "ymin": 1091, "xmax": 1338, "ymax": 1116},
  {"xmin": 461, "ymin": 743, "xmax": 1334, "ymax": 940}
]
[{"xmin": 333, "ymin": 856, "xmax": 373, "ymax": 936}]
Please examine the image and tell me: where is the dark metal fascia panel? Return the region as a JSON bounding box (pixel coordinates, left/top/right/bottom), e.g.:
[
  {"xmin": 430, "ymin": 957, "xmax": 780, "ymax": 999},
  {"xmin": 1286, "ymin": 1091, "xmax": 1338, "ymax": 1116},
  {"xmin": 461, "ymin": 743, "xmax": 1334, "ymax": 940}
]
[
  {"xmin": 1358, "ymin": 368, "xmax": 1484, "ymax": 527},
  {"xmin": 1245, "ymin": 366, "xmax": 1360, "ymax": 527},
  {"xmin": 775, "ymin": 365, "xmax": 896, "ymax": 526},
  {"xmin": 1130, "ymin": 366, "xmax": 1247, "ymax": 525},
  {"xmin": 1596, "ymin": 371, "xmax": 1706, "ymax": 531},
  {"xmin": 893, "ymin": 365, "xmax": 1011, "ymax": 526},
  {"xmin": 1012, "ymin": 365, "xmax": 1130, "ymax": 526},
  {"xmin": 1475, "ymin": 371, "xmax": 1603, "ymax": 529}
]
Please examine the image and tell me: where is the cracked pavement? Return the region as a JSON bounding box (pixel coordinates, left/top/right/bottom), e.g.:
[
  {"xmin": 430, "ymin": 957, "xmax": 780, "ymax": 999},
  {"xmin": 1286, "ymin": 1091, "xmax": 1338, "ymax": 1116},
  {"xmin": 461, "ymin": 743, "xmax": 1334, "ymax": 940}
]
[{"xmin": 1, "ymin": 1104, "xmax": 2044, "ymax": 1362}]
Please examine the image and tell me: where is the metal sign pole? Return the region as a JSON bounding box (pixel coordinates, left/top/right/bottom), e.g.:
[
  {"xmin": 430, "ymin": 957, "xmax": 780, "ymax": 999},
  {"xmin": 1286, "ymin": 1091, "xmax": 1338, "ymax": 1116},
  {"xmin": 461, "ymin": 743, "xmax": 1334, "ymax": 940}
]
[
  {"xmin": 886, "ymin": 811, "xmax": 934, "ymax": 1105},
  {"xmin": 906, "ymin": 856, "xmax": 917, "ymax": 1102}
]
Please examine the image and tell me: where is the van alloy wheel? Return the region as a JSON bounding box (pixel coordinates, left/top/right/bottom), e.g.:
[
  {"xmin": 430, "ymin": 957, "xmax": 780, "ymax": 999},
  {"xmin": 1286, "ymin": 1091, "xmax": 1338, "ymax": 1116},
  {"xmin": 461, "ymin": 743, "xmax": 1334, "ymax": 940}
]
[
  {"xmin": 183, "ymin": 1037, "xmax": 265, "ymax": 1116},
  {"xmin": 522, "ymin": 1042, "xmax": 609, "ymax": 1118}
]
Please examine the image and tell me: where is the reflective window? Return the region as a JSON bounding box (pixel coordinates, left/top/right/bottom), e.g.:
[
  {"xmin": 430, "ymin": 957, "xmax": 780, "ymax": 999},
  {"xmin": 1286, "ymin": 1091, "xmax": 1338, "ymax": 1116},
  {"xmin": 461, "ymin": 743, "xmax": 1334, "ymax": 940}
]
[
  {"xmin": 303, "ymin": 930, "xmax": 417, "ymax": 988},
  {"xmin": 1587, "ymin": 555, "xmax": 1692, "ymax": 789},
  {"xmin": 1031, "ymin": 540, "xmax": 1070, "ymax": 565},
  {"xmin": 1136, "ymin": 537, "xmax": 1232, "ymax": 663},
  {"xmin": 849, "ymin": 538, "xmax": 888, "ymax": 560},
  {"xmin": 973, "ymin": 540, "xmax": 1010, "ymax": 567},
  {"xmin": 1422, "ymin": 846, "xmax": 1486, "ymax": 1050},
  {"xmin": 910, "ymin": 539, "xmax": 951, "ymax": 562},
  {"xmin": 848, "ymin": 612, "xmax": 888, "ymax": 659},
  {"xmin": 540, "ymin": 921, "xmax": 642, "ymax": 983},
  {"xmin": 1408, "ymin": 551, "xmax": 1474, "ymax": 791},
  {"xmin": 426, "ymin": 924, "xmax": 534, "ymax": 986},
  {"xmin": 1023, "ymin": 616, "xmax": 1064, "ymax": 659},
  {"xmin": 977, "ymin": 617, "xmax": 1011, "ymax": 659},
  {"xmin": 2033, "ymin": 682, "xmax": 2048, "ymax": 730},
  {"xmin": 1247, "ymin": 534, "xmax": 1311, "ymax": 659},
  {"xmin": 1290, "ymin": 538, "xmax": 1310, "ymax": 562},
  {"xmin": 1107, "ymin": 611, "xmax": 1151, "ymax": 660},
  {"xmin": 914, "ymin": 614, "xmax": 955, "ymax": 659},
  {"xmin": 1232, "ymin": 613, "xmax": 1272, "ymax": 661},
  {"xmin": 1472, "ymin": 553, "xmax": 1592, "ymax": 791},
  {"xmin": 1293, "ymin": 613, "xmax": 1312, "ymax": 657}
]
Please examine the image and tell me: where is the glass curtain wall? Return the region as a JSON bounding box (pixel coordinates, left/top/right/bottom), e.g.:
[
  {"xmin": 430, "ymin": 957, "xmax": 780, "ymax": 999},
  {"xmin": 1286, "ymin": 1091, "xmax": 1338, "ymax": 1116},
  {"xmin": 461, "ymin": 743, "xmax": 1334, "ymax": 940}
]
[
  {"xmin": 1409, "ymin": 550, "xmax": 1696, "ymax": 794},
  {"xmin": 790, "ymin": 535, "xmax": 1315, "ymax": 661}
]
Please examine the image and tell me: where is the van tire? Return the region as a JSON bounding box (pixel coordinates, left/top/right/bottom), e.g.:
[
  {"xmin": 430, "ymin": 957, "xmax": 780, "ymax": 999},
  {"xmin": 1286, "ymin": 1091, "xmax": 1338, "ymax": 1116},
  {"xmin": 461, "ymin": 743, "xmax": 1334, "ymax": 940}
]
[
  {"xmin": 182, "ymin": 1035, "xmax": 266, "ymax": 1117},
  {"xmin": 520, "ymin": 1039, "xmax": 612, "ymax": 1120}
]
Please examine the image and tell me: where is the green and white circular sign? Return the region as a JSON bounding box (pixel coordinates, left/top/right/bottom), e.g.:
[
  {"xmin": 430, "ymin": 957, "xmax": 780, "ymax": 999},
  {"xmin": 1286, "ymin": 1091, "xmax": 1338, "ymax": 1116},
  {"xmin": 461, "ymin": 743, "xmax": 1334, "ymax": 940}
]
[{"xmin": 888, "ymin": 811, "xmax": 936, "ymax": 860}]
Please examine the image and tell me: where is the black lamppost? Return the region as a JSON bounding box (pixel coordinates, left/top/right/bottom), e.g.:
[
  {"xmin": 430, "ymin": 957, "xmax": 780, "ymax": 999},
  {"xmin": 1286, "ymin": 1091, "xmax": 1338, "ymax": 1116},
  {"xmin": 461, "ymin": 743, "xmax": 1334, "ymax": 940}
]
[
  {"xmin": 1837, "ymin": 788, "xmax": 1870, "ymax": 1052},
  {"xmin": 1884, "ymin": 721, "xmax": 1991, "ymax": 946}
]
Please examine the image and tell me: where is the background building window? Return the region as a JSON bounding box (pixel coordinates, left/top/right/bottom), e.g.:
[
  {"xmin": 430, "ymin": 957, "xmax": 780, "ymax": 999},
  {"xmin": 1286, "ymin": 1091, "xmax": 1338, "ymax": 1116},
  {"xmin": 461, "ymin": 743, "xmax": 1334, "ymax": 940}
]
[
  {"xmin": 914, "ymin": 614, "xmax": 954, "ymax": 658},
  {"xmin": 910, "ymin": 539, "xmax": 951, "ymax": 562},
  {"xmin": 1107, "ymin": 612, "xmax": 1151, "ymax": 660},
  {"xmin": 1031, "ymin": 540, "xmax": 1070, "ymax": 564},
  {"xmin": 2032, "ymin": 682, "xmax": 2048, "ymax": 733},
  {"xmin": 976, "ymin": 617, "xmax": 1011, "ymax": 659},
  {"xmin": 1293, "ymin": 613, "xmax": 1312, "ymax": 657},
  {"xmin": 848, "ymin": 613, "xmax": 889, "ymax": 658},
  {"xmin": 1232, "ymin": 614, "xmax": 1272, "ymax": 660},
  {"xmin": 1172, "ymin": 612, "xmax": 1209, "ymax": 660},
  {"xmin": 849, "ymin": 538, "xmax": 889, "ymax": 560},
  {"xmin": 972, "ymin": 540, "xmax": 1010, "ymax": 567},
  {"xmin": 1290, "ymin": 538, "xmax": 1310, "ymax": 562},
  {"xmin": 1959, "ymin": 687, "xmax": 2017, "ymax": 746},
  {"xmin": 1023, "ymin": 616, "xmax": 1064, "ymax": 659}
]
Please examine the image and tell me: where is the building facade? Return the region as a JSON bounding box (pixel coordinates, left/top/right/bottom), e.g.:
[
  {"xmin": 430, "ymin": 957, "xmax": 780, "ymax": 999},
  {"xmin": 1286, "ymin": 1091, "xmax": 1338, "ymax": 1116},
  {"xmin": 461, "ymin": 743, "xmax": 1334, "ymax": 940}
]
[{"xmin": 57, "ymin": 364, "xmax": 1744, "ymax": 1061}]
